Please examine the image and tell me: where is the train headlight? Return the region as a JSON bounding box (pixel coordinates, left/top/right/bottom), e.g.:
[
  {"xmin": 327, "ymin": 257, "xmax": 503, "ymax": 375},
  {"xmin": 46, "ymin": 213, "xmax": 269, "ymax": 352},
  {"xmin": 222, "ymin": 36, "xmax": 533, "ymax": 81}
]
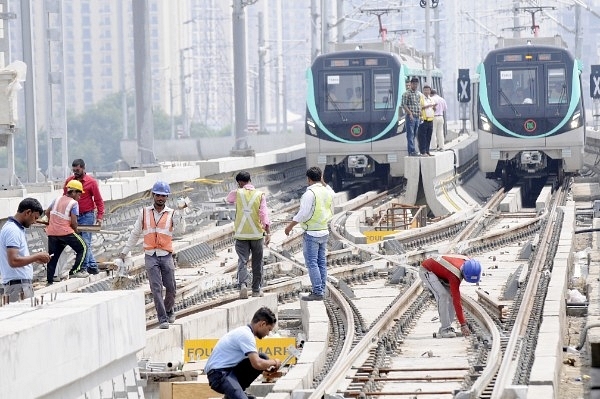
[
  {"xmin": 397, "ymin": 118, "xmax": 405, "ymax": 133},
  {"xmin": 480, "ymin": 115, "xmax": 491, "ymax": 132},
  {"xmin": 348, "ymin": 155, "xmax": 369, "ymax": 169},
  {"xmin": 306, "ymin": 119, "xmax": 317, "ymax": 135},
  {"xmin": 570, "ymin": 111, "xmax": 581, "ymax": 129}
]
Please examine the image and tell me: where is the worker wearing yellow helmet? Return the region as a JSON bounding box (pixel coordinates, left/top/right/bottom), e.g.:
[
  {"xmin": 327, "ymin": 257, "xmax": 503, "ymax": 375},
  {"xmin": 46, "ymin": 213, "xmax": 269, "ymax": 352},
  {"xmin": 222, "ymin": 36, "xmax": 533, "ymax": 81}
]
[
  {"xmin": 65, "ymin": 180, "xmax": 85, "ymax": 193},
  {"xmin": 45, "ymin": 179, "xmax": 88, "ymax": 285}
]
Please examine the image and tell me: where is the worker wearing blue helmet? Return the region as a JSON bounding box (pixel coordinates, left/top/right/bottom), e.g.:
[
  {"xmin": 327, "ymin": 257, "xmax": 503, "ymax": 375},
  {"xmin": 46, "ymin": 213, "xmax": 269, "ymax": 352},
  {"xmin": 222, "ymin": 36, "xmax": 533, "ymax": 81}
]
[
  {"xmin": 119, "ymin": 181, "xmax": 187, "ymax": 329},
  {"xmin": 419, "ymin": 254, "xmax": 482, "ymax": 338}
]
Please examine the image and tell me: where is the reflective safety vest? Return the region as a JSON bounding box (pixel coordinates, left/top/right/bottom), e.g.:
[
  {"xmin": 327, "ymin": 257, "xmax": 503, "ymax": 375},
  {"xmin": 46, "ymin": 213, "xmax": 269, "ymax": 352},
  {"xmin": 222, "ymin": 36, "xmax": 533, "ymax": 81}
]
[
  {"xmin": 47, "ymin": 195, "xmax": 77, "ymax": 236},
  {"xmin": 142, "ymin": 206, "xmax": 174, "ymax": 253},
  {"xmin": 434, "ymin": 255, "xmax": 468, "ymax": 281},
  {"xmin": 302, "ymin": 185, "xmax": 333, "ymax": 231},
  {"xmin": 420, "ymin": 95, "xmax": 435, "ymax": 121},
  {"xmin": 234, "ymin": 189, "xmax": 264, "ymax": 240}
]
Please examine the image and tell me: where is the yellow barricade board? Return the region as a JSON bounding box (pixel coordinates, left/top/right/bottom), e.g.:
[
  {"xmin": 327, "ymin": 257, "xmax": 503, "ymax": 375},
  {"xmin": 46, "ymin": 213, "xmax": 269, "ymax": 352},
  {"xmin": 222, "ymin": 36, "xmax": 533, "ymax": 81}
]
[
  {"xmin": 363, "ymin": 230, "xmax": 399, "ymax": 244},
  {"xmin": 184, "ymin": 337, "xmax": 297, "ymax": 363}
]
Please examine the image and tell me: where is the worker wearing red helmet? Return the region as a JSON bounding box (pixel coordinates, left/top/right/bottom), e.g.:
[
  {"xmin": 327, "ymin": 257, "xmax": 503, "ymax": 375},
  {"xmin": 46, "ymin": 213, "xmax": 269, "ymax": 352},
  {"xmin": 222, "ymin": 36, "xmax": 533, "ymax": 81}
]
[{"xmin": 419, "ymin": 254, "xmax": 482, "ymax": 338}]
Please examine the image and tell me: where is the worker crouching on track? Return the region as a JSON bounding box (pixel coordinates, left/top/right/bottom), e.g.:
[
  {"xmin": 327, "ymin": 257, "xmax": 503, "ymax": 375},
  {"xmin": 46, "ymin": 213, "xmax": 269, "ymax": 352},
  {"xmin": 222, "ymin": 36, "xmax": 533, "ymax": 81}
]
[
  {"xmin": 419, "ymin": 254, "xmax": 482, "ymax": 338},
  {"xmin": 205, "ymin": 307, "xmax": 281, "ymax": 399},
  {"xmin": 119, "ymin": 181, "xmax": 186, "ymax": 329}
]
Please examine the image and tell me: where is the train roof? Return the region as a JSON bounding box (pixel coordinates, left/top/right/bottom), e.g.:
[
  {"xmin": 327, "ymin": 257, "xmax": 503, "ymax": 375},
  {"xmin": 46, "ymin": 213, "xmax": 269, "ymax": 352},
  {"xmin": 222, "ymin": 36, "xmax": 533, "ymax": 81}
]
[
  {"xmin": 494, "ymin": 35, "xmax": 568, "ymax": 49},
  {"xmin": 317, "ymin": 41, "xmax": 441, "ymax": 75},
  {"xmin": 484, "ymin": 42, "xmax": 575, "ymax": 62}
]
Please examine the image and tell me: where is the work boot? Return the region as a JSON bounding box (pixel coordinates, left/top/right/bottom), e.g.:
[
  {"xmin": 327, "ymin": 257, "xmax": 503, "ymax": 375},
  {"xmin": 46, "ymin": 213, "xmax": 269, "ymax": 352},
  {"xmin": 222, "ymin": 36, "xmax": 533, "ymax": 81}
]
[
  {"xmin": 301, "ymin": 293, "xmax": 324, "ymax": 301},
  {"xmin": 239, "ymin": 284, "xmax": 248, "ymax": 299},
  {"xmin": 439, "ymin": 327, "xmax": 456, "ymax": 338},
  {"xmin": 167, "ymin": 311, "xmax": 176, "ymax": 324}
]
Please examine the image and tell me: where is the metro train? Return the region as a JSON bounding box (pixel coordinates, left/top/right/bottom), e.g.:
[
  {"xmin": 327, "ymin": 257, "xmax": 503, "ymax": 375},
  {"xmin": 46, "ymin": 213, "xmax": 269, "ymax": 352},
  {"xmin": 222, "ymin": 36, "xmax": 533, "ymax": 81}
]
[
  {"xmin": 305, "ymin": 43, "xmax": 443, "ymax": 191},
  {"xmin": 475, "ymin": 37, "xmax": 585, "ymax": 187}
]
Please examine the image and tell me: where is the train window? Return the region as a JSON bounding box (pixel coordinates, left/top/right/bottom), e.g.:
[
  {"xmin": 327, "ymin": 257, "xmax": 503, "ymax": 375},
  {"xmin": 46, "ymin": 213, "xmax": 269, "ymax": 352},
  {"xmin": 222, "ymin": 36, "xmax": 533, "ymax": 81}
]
[
  {"xmin": 374, "ymin": 73, "xmax": 393, "ymax": 109},
  {"xmin": 503, "ymin": 54, "xmax": 523, "ymax": 62},
  {"xmin": 547, "ymin": 68, "xmax": 567, "ymax": 104},
  {"xmin": 331, "ymin": 59, "xmax": 350, "ymax": 67},
  {"xmin": 498, "ymin": 68, "xmax": 537, "ymax": 106},
  {"xmin": 325, "ymin": 73, "xmax": 364, "ymax": 111}
]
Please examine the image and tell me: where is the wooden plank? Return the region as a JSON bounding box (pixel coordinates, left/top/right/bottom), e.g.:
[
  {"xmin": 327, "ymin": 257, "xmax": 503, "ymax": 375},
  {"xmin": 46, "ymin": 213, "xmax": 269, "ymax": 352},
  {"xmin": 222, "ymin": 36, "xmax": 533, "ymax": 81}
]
[{"xmin": 159, "ymin": 381, "xmax": 220, "ymax": 399}]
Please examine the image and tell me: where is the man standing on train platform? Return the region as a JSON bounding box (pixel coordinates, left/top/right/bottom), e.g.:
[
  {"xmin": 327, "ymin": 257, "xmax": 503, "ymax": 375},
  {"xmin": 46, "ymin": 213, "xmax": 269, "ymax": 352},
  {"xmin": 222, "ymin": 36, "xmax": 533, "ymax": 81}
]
[
  {"xmin": 64, "ymin": 158, "xmax": 104, "ymax": 275},
  {"xmin": 430, "ymin": 89, "xmax": 448, "ymax": 151},
  {"xmin": 418, "ymin": 85, "xmax": 436, "ymax": 156},
  {"xmin": 284, "ymin": 167, "xmax": 334, "ymax": 301},
  {"xmin": 119, "ymin": 181, "xmax": 187, "ymax": 329},
  {"xmin": 0, "ymin": 198, "xmax": 51, "ymax": 302},
  {"xmin": 419, "ymin": 254, "xmax": 482, "ymax": 338},
  {"xmin": 45, "ymin": 180, "xmax": 88, "ymax": 283},
  {"xmin": 400, "ymin": 77, "xmax": 422, "ymax": 156},
  {"xmin": 226, "ymin": 171, "xmax": 271, "ymax": 299}
]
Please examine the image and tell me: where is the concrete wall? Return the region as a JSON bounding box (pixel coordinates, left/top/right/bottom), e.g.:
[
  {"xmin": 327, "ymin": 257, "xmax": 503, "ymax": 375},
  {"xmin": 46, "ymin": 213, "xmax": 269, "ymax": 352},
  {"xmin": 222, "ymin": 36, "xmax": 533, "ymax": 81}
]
[
  {"xmin": 0, "ymin": 144, "xmax": 305, "ymax": 220},
  {"xmin": 139, "ymin": 295, "xmax": 279, "ymax": 363},
  {"xmin": 120, "ymin": 133, "xmax": 304, "ymax": 166},
  {"xmin": 0, "ymin": 291, "xmax": 145, "ymax": 399}
]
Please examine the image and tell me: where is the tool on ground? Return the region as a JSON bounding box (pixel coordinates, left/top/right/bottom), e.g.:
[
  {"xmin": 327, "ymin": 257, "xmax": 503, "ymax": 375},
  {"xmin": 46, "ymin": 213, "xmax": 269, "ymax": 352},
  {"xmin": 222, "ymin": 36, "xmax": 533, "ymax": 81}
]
[
  {"xmin": 262, "ymin": 345, "xmax": 300, "ymax": 383},
  {"xmin": 432, "ymin": 331, "xmax": 463, "ymax": 338}
]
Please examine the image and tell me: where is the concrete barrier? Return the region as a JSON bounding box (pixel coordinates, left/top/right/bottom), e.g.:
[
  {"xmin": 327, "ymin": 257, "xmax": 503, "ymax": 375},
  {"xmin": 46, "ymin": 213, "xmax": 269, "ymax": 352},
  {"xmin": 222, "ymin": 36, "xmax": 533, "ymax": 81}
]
[{"xmin": 0, "ymin": 291, "xmax": 146, "ymax": 399}]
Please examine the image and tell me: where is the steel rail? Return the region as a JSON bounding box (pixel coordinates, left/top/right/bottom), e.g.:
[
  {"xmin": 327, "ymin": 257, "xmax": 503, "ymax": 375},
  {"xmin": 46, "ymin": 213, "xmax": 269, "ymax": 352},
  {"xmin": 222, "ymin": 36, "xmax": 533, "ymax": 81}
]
[
  {"xmin": 309, "ymin": 279, "xmax": 423, "ymax": 399},
  {"xmin": 489, "ymin": 186, "xmax": 565, "ymax": 398}
]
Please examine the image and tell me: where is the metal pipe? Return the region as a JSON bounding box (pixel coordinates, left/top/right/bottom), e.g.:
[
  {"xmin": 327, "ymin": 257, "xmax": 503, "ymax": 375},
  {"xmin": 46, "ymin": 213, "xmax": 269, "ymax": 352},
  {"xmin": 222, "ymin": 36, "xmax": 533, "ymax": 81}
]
[{"xmin": 568, "ymin": 322, "xmax": 600, "ymax": 351}]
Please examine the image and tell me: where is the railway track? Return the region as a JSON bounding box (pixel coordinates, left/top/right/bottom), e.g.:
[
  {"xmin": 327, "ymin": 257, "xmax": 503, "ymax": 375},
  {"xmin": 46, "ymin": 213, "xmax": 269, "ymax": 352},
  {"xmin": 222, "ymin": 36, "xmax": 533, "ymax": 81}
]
[
  {"xmin": 27, "ymin": 157, "xmax": 582, "ymax": 397},
  {"xmin": 304, "ymin": 181, "xmax": 572, "ymax": 398}
]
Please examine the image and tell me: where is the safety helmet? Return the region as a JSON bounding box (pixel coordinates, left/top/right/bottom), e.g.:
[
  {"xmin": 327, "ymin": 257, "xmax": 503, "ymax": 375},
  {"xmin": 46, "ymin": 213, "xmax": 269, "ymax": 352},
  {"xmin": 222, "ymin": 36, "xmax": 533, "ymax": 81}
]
[
  {"xmin": 151, "ymin": 181, "xmax": 171, "ymax": 196},
  {"xmin": 66, "ymin": 180, "xmax": 85, "ymax": 193},
  {"xmin": 462, "ymin": 259, "xmax": 482, "ymax": 283}
]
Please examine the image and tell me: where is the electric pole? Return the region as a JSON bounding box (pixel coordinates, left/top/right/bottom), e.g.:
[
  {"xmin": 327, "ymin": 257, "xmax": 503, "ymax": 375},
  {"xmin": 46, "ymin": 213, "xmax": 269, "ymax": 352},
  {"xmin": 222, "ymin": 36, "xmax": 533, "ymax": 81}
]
[
  {"xmin": 231, "ymin": 0, "xmax": 257, "ymax": 155},
  {"xmin": 132, "ymin": 0, "xmax": 156, "ymax": 166}
]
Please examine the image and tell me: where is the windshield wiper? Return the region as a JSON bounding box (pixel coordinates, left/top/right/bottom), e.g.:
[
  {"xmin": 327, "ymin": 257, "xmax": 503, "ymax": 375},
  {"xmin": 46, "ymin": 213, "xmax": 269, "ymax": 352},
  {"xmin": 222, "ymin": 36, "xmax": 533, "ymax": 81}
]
[
  {"xmin": 555, "ymin": 84, "xmax": 567, "ymax": 116},
  {"xmin": 327, "ymin": 93, "xmax": 347, "ymax": 122},
  {"xmin": 499, "ymin": 89, "xmax": 520, "ymax": 117},
  {"xmin": 380, "ymin": 90, "xmax": 392, "ymax": 121}
]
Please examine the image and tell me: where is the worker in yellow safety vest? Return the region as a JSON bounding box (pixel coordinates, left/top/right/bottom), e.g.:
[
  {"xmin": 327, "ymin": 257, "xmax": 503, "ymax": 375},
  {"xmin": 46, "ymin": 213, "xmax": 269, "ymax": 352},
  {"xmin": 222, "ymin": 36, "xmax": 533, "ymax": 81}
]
[
  {"xmin": 226, "ymin": 171, "xmax": 271, "ymax": 299},
  {"xmin": 285, "ymin": 167, "xmax": 335, "ymax": 301}
]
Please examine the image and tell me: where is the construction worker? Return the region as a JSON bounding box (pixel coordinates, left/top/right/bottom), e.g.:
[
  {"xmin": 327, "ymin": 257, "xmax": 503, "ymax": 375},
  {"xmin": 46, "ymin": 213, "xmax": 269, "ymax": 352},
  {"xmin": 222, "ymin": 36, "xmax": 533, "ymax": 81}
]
[
  {"xmin": 0, "ymin": 198, "xmax": 51, "ymax": 301},
  {"xmin": 284, "ymin": 167, "xmax": 334, "ymax": 301},
  {"xmin": 45, "ymin": 180, "xmax": 88, "ymax": 284},
  {"xmin": 205, "ymin": 307, "xmax": 281, "ymax": 399},
  {"xmin": 119, "ymin": 181, "xmax": 186, "ymax": 329},
  {"xmin": 419, "ymin": 254, "xmax": 482, "ymax": 338},
  {"xmin": 225, "ymin": 171, "xmax": 270, "ymax": 299}
]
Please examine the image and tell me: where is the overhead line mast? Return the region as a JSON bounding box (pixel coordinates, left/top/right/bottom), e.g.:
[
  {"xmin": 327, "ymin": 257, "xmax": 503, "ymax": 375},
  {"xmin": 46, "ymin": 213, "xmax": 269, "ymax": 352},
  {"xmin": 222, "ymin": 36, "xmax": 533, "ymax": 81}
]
[
  {"xmin": 514, "ymin": 6, "xmax": 557, "ymax": 37},
  {"xmin": 359, "ymin": 7, "xmax": 403, "ymax": 43}
]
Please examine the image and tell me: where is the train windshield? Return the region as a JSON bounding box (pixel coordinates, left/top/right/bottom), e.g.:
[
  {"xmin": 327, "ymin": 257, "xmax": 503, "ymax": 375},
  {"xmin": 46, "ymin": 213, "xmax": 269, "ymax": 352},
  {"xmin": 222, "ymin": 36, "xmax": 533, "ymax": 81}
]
[
  {"xmin": 497, "ymin": 68, "xmax": 537, "ymax": 105},
  {"xmin": 547, "ymin": 67, "xmax": 567, "ymax": 104},
  {"xmin": 325, "ymin": 73, "xmax": 364, "ymax": 111},
  {"xmin": 374, "ymin": 73, "xmax": 394, "ymax": 109}
]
